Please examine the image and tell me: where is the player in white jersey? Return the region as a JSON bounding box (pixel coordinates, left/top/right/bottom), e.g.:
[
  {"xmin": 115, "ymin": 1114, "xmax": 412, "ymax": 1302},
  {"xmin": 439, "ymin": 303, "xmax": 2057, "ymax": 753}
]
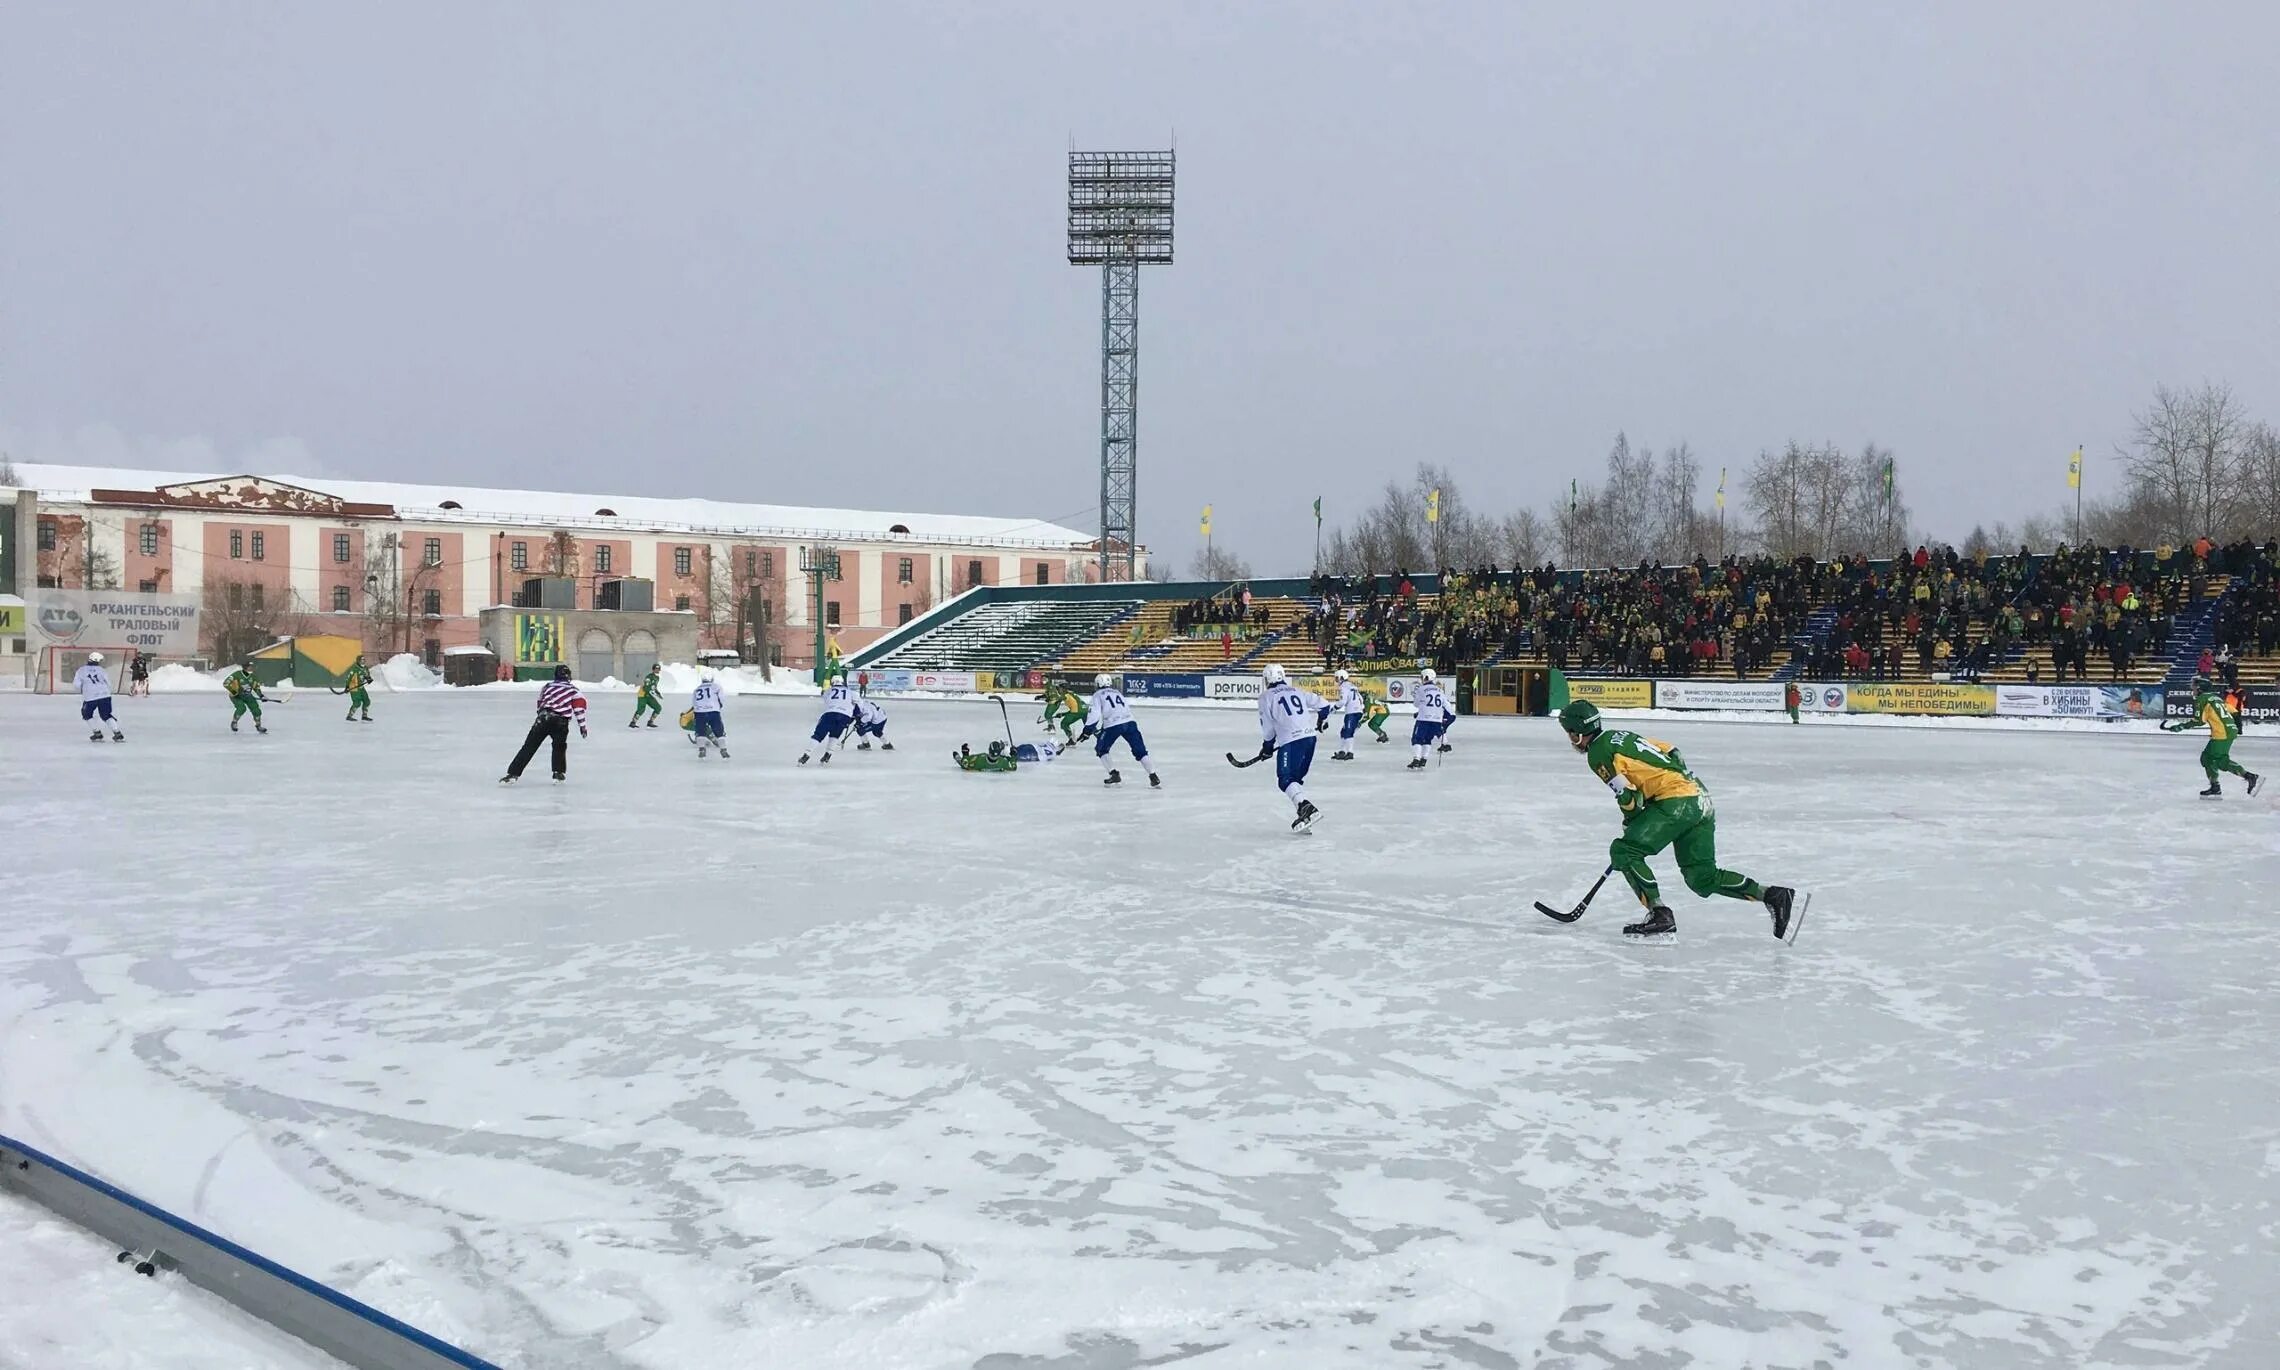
[
  {"xmin": 1404, "ymin": 665, "xmax": 1459, "ymax": 765},
  {"xmin": 852, "ymin": 695, "xmax": 894, "ymax": 751},
  {"xmin": 1247, "ymin": 663, "xmax": 1332, "ymax": 830},
  {"xmin": 689, "ymin": 671, "xmax": 729, "ymax": 758},
  {"xmin": 1330, "ymin": 669, "xmax": 1367, "ymax": 760},
  {"xmin": 1078, "ymin": 673, "xmax": 1160, "ymax": 787},
  {"xmin": 73, "ymin": 651, "xmax": 124, "ymax": 742},
  {"xmin": 1407, "ymin": 668, "xmax": 1454, "ymax": 770},
  {"xmin": 800, "ymin": 675, "xmax": 858, "ymax": 765}
]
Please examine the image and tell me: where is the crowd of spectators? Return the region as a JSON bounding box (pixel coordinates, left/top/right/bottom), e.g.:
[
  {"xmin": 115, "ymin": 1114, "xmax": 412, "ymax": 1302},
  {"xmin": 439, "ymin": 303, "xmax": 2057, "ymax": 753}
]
[
  {"xmin": 1294, "ymin": 538, "xmax": 2274, "ymax": 682},
  {"xmin": 2210, "ymin": 540, "xmax": 2280, "ymax": 669},
  {"xmin": 1307, "ymin": 557, "xmax": 1824, "ymax": 676},
  {"xmin": 1171, "ymin": 586, "xmax": 1271, "ymax": 636}
]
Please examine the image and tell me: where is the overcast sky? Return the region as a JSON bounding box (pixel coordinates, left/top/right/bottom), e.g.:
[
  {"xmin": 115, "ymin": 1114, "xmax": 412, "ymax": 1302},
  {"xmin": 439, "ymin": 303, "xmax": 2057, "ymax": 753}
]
[{"xmin": 4, "ymin": 2, "xmax": 2275, "ymax": 573}]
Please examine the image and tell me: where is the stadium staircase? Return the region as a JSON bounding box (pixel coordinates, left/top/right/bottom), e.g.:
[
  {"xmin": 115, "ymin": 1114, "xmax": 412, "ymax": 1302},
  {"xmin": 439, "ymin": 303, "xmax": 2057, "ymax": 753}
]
[{"xmin": 865, "ymin": 598, "xmax": 1142, "ymax": 674}]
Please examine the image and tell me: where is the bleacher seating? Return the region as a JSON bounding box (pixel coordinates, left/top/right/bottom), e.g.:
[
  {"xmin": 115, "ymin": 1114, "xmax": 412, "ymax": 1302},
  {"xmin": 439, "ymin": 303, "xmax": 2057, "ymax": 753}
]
[{"xmin": 866, "ymin": 599, "xmax": 1141, "ymax": 673}]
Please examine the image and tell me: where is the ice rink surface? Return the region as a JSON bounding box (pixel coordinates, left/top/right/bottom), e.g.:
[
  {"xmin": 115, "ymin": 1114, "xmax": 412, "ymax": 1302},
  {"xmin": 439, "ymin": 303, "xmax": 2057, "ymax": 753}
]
[{"xmin": 3, "ymin": 688, "xmax": 2275, "ymax": 1369}]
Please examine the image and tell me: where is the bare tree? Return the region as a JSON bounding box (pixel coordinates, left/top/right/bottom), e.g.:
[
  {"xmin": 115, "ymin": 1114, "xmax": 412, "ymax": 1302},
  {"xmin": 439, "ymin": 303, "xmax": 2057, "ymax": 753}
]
[
  {"xmin": 204, "ymin": 575, "xmax": 300, "ymax": 663},
  {"xmin": 1501, "ymin": 507, "xmax": 1548, "ymax": 567},
  {"xmin": 0, "ymin": 451, "xmax": 19, "ymax": 486},
  {"xmin": 2236, "ymin": 422, "xmax": 2280, "ymax": 547},
  {"xmin": 1190, "ymin": 545, "xmax": 1254, "ymax": 581},
  {"xmin": 1653, "ymin": 442, "xmax": 1703, "ymax": 563},
  {"xmin": 542, "ymin": 529, "xmax": 579, "ymax": 576},
  {"xmin": 2126, "ymin": 382, "xmax": 2246, "ymax": 543}
]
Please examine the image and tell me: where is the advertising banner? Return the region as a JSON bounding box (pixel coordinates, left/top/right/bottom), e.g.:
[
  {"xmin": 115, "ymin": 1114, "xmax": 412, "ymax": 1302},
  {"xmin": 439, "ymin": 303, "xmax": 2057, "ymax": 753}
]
[
  {"xmin": 514, "ymin": 613, "xmax": 564, "ymax": 663},
  {"xmin": 1656, "ymin": 680, "xmax": 1785, "ymax": 711},
  {"xmin": 1381, "ymin": 675, "xmax": 1424, "ymax": 704},
  {"xmin": 1204, "ymin": 675, "xmax": 1261, "ymax": 701},
  {"xmin": 2168, "ymin": 684, "xmax": 2280, "ymax": 724},
  {"xmin": 909, "ymin": 670, "xmax": 977, "ymax": 693},
  {"xmin": 0, "ymin": 600, "xmax": 23, "ymax": 636},
  {"xmin": 1567, "ymin": 678, "xmax": 1655, "ymax": 710},
  {"xmin": 26, "ymin": 590, "xmax": 202, "ymax": 655},
  {"xmin": 1996, "ymin": 684, "xmax": 2168, "ymax": 719},
  {"xmin": 1838, "ymin": 681, "xmax": 1997, "ymax": 716},
  {"xmin": 1123, "ymin": 673, "xmax": 1206, "ymax": 699}
]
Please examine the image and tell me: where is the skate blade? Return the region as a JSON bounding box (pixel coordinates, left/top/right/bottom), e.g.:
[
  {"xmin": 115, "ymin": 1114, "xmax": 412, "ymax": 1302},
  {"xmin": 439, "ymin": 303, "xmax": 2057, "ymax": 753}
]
[{"xmin": 1782, "ymin": 891, "xmax": 1811, "ymax": 946}]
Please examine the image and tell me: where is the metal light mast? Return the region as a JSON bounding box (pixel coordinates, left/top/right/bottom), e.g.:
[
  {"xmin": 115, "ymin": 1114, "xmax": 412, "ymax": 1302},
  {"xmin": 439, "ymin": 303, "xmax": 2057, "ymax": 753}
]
[{"xmin": 1068, "ymin": 149, "xmax": 1174, "ymax": 583}]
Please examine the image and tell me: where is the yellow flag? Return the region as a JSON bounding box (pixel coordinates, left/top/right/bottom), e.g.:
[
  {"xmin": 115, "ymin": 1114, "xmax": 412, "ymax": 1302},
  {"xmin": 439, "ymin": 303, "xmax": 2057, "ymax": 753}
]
[
  {"xmin": 1715, "ymin": 467, "xmax": 1726, "ymax": 510},
  {"xmin": 1200, "ymin": 505, "xmax": 1212, "ymax": 536},
  {"xmin": 1426, "ymin": 489, "xmax": 1441, "ymax": 524},
  {"xmin": 2067, "ymin": 447, "xmax": 2082, "ymax": 490}
]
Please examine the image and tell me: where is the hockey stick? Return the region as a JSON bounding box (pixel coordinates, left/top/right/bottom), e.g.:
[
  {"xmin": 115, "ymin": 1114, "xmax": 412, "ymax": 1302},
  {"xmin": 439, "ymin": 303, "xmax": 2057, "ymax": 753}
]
[
  {"xmin": 987, "ymin": 693, "xmax": 1016, "ymax": 751},
  {"xmin": 1534, "ymin": 866, "xmax": 1614, "ymax": 924},
  {"xmin": 1225, "ymin": 748, "xmax": 1272, "ymax": 768}
]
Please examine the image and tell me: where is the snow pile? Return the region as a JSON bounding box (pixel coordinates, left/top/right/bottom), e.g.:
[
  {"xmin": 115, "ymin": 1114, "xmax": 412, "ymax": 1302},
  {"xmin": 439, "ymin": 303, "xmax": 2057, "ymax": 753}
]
[
  {"xmin": 148, "ymin": 664, "xmax": 223, "ymax": 692},
  {"xmin": 376, "ymin": 654, "xmax": 441, "ymax": 690}
]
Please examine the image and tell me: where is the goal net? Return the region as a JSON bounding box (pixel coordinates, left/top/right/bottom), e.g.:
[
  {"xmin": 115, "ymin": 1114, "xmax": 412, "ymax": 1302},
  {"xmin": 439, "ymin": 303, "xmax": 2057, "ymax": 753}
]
[{"xmin": 33, "ymin": 645, "xmax": 138, "ymax": 694}]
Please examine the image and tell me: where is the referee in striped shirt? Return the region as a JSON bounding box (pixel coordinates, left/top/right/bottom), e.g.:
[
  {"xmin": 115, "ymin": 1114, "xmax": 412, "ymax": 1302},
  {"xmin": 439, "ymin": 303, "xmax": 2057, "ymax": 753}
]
[{"xmin": 502, "ymin": 664, "xmax": 589, "ymax": 783}]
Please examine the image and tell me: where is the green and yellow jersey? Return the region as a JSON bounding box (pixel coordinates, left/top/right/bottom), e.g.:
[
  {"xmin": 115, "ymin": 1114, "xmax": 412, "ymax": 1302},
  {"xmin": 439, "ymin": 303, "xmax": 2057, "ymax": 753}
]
[
  {"xmin": 1363, "ymin": 696, "xmax": 1390, "ymax": 723},
  {"xmin": 2175, "ymin": 691, "xmax": 2242, "ymax": 741},
  {"xmin": 344, "ymin": 662, "xmax": 372, "ymax": 692},
  {"xmin": 1585, "ymin": 729, "xmax": 1706, "ymax": 816},
  {"xmin": 224, "ymin": 668, "xmax": 261, "ymax": 698}
]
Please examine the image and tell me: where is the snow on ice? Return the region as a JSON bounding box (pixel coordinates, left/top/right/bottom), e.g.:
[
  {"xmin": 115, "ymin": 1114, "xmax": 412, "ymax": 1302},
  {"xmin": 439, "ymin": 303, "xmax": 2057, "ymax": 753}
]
[{"xmin": 1, "ymin": 689, "xmax": 2274, "ymax": 1368}]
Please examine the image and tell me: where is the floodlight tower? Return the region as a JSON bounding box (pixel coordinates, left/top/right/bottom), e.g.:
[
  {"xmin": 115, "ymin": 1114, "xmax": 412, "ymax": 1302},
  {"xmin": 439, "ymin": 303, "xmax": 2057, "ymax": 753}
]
[{"xmin": 1068, "ymin": 149, "xmax": 1174, "ymax": 583}]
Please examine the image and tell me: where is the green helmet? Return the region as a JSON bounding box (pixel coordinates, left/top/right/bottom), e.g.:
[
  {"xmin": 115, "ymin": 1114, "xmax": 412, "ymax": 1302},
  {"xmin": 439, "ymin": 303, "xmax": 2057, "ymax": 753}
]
[{"xmin": 1557, "ymin": 698, "xmax": 1603, "ymax": 738}]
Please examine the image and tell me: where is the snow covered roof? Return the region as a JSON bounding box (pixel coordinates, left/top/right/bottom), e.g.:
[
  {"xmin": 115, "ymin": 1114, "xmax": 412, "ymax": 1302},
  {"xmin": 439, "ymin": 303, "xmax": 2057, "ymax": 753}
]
[{"xmin": 13, "ymin": 462, "xmax": 1098, "ymax": 550}]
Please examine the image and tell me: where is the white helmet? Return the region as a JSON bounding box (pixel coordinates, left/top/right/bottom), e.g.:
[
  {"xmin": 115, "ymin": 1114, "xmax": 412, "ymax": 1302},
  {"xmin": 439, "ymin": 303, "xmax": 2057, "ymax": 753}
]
[
  {"xmin": 1334, "ymin": 668, "xmax": 1349, "ymax": 681},
  {"xmin": 1421, "ymin": 668, "xmax": 1438, "ymax": 685},
  {"xmin": 86, "ymin": 651, "xmax": 104, "ymax": 664},
  {"xmin": 1261, "ymin": 664, "xmax": 1287, "ymax": 686},
  {"xmin": 1095, "ymin": 673, "xmax": 1113, "ymax": 689},
  {"xmin": 702, "ymin": 668, "xmax": 719, "ymax": 682},
  {"xmin": 830, "ymin": 674, "xmax": 845, "ymax": 686}
]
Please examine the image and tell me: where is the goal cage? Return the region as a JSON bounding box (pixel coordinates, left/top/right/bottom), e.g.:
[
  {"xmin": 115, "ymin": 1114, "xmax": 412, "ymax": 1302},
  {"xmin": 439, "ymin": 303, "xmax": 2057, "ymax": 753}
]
[{"xmin": 32, "ymin": 645, "xmax": 139, "ymax": 694}]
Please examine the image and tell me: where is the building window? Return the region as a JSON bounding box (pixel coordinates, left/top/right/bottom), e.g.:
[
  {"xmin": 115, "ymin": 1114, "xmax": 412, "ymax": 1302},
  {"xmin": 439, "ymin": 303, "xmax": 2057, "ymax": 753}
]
[
  {"xmin": 251, "ymin": 583, "xmax": 265, "ymax": 610},
  {"xmin": 674, "ymin": 593, "xmax": 691, "ymax": 611},
  {"xmin": 423, "ymin": 537, "xmax": 442, "ymax": 567},
  {"xmin": 230, "ymin": 530, "xmax": 244, "ymax": 559},
  {"xmin": 228, "ymin": 583, "xmax": 244, "ymax": 608},
  {"xmin": 761, "ymin": 551, "xmax": 773, "ymax": 576},
  {"xmin": 251, "ymin": 531, "xmax": 266, "ymax": 561},
  {"xmin": 898, "ymin": 603, "xmax": 913, "ymax": 625},
  {"xmin": 744, "ymin": 548, "xmax": 757, "ymax": 577},
  {"xmin": 332, "ymin": 585, "xmax": 351, "ymax": 611},
  {"xmin": 38, "ymin": 519, "xmax": 57, "ymax": 551},
  {"xmin": 422, "ymin": 588, "xmax": 442, "ymax": 617},
  {"xmin": 674, "ymin": 547, "xmax": 693, "ymax": 577},
  {"xmin": 1035, "ymin": 564, "xmax": 1049, "ymax": 585},
  {"xmin": 510, "ymin": 541, "xmax": 528, "ymax": 571},
  {"xmin": 967, "ymin": 559, "xmax": 983, "ymax": 588},
  {"xmin": 830, "ymin": 557, "xmax": 844, "ymax": 582},
  {"xmin": 423, "ymin": 638, "xmax": 442, "ymax": 668},
  {"xmin": 139, "ymin": 579, "xmax": 159, "ymax": 594},
  {"xmin": 595, "ymin": 546, "xmax": 613, "ymax": 574},
  {"xmin": 898, "ymin": 557, "xmax": 913, "ymax": 584},
  {"xmin": 825, "ymin": 601, "xmax": 841, "ymax": 626},
  {"xmin": 140, "ymin": 524, "xmax": 161, "ymax": 556},
  {"xmin": 333, "ymin": 533, "xmax": 351, "ymax": 563}
]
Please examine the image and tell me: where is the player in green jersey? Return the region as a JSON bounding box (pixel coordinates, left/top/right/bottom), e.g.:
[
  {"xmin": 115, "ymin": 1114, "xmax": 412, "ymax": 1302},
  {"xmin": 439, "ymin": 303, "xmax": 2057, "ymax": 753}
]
[
  {"xmin": 1558, "ymin": 698, "xmax": 1800, "ymax": 941},
  {"xmin": 2162, "ymin": 676, "xmax": 2263, "ymax": 799}
]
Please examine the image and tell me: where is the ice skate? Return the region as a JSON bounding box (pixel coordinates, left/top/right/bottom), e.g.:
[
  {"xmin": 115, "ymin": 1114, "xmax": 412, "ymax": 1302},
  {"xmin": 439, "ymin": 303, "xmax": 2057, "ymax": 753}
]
[
  {"xmin": 1103, "ymin": 769, "xmax": 1123, "ymax": 786},
  {"xmin": 820, "ymin": 751, "xmax": 832, "ymax": 764},
  {"xmin": 880, "ymin": 742, "xmax": 893, "ymax": 751},
  {"xmin": 1764, "ymin": 886, "xmax": 1806, "ymax": 944},
  {"xmin": 498, "ymin": 774, "xmax": 518, "ymax": 785},
  {"xmin": 798, "ymin": 752, "xmax": 811, "ymax": 765},
  {"xmin": 89, "ymin": 729, "xmax": 105, "ymax": 742},
  {"xmin": 1623, "ymin": 906, "xmax": 1678, "ymax": 938},
  {"xmin": 856, "ymin": 740, "xmax": 872, "ymax": 751},
  {"xmin": 1290, "ymin": 799, "xmax": 1320, "ymax": 833},
  {"xmin": 1406, "ymin": 758, "xmax": 1428, "ymax": 770},
  {"xmin": 2248, "ymin": 772, "xmax": 2266, "ymax": 797},
  {"xmin": 2199, "ymin": 781, "xmax": 2223, "ymax": 799},
  {"xmin": 1148, "ymin": 772, "xmax": 1161, "ymax": 788},
  {"xmin": 645, "ymin": 720, "xmax": 658, "ymax": 728},
  {"xmin": 111, "ymin": 729, "xmax": 125, "ymax": 742},
  {"xmin": 551, "ymin": 772, "xmax": 564, "ymax": 782},
  {"xmin": 255, "ymin": 723, "xmax": 268, "ymax": 734},
  {"xmin": 717, "ymin": 746, "xmax": 730, "ymax": 758}
]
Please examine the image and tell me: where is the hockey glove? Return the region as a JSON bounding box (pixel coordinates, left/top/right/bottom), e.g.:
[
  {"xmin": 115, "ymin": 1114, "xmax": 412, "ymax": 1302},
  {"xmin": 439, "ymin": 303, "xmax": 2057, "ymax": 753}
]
[{"xmin": 1257, "ymin": 741, "xmax": 1274, "ymax": 761}]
